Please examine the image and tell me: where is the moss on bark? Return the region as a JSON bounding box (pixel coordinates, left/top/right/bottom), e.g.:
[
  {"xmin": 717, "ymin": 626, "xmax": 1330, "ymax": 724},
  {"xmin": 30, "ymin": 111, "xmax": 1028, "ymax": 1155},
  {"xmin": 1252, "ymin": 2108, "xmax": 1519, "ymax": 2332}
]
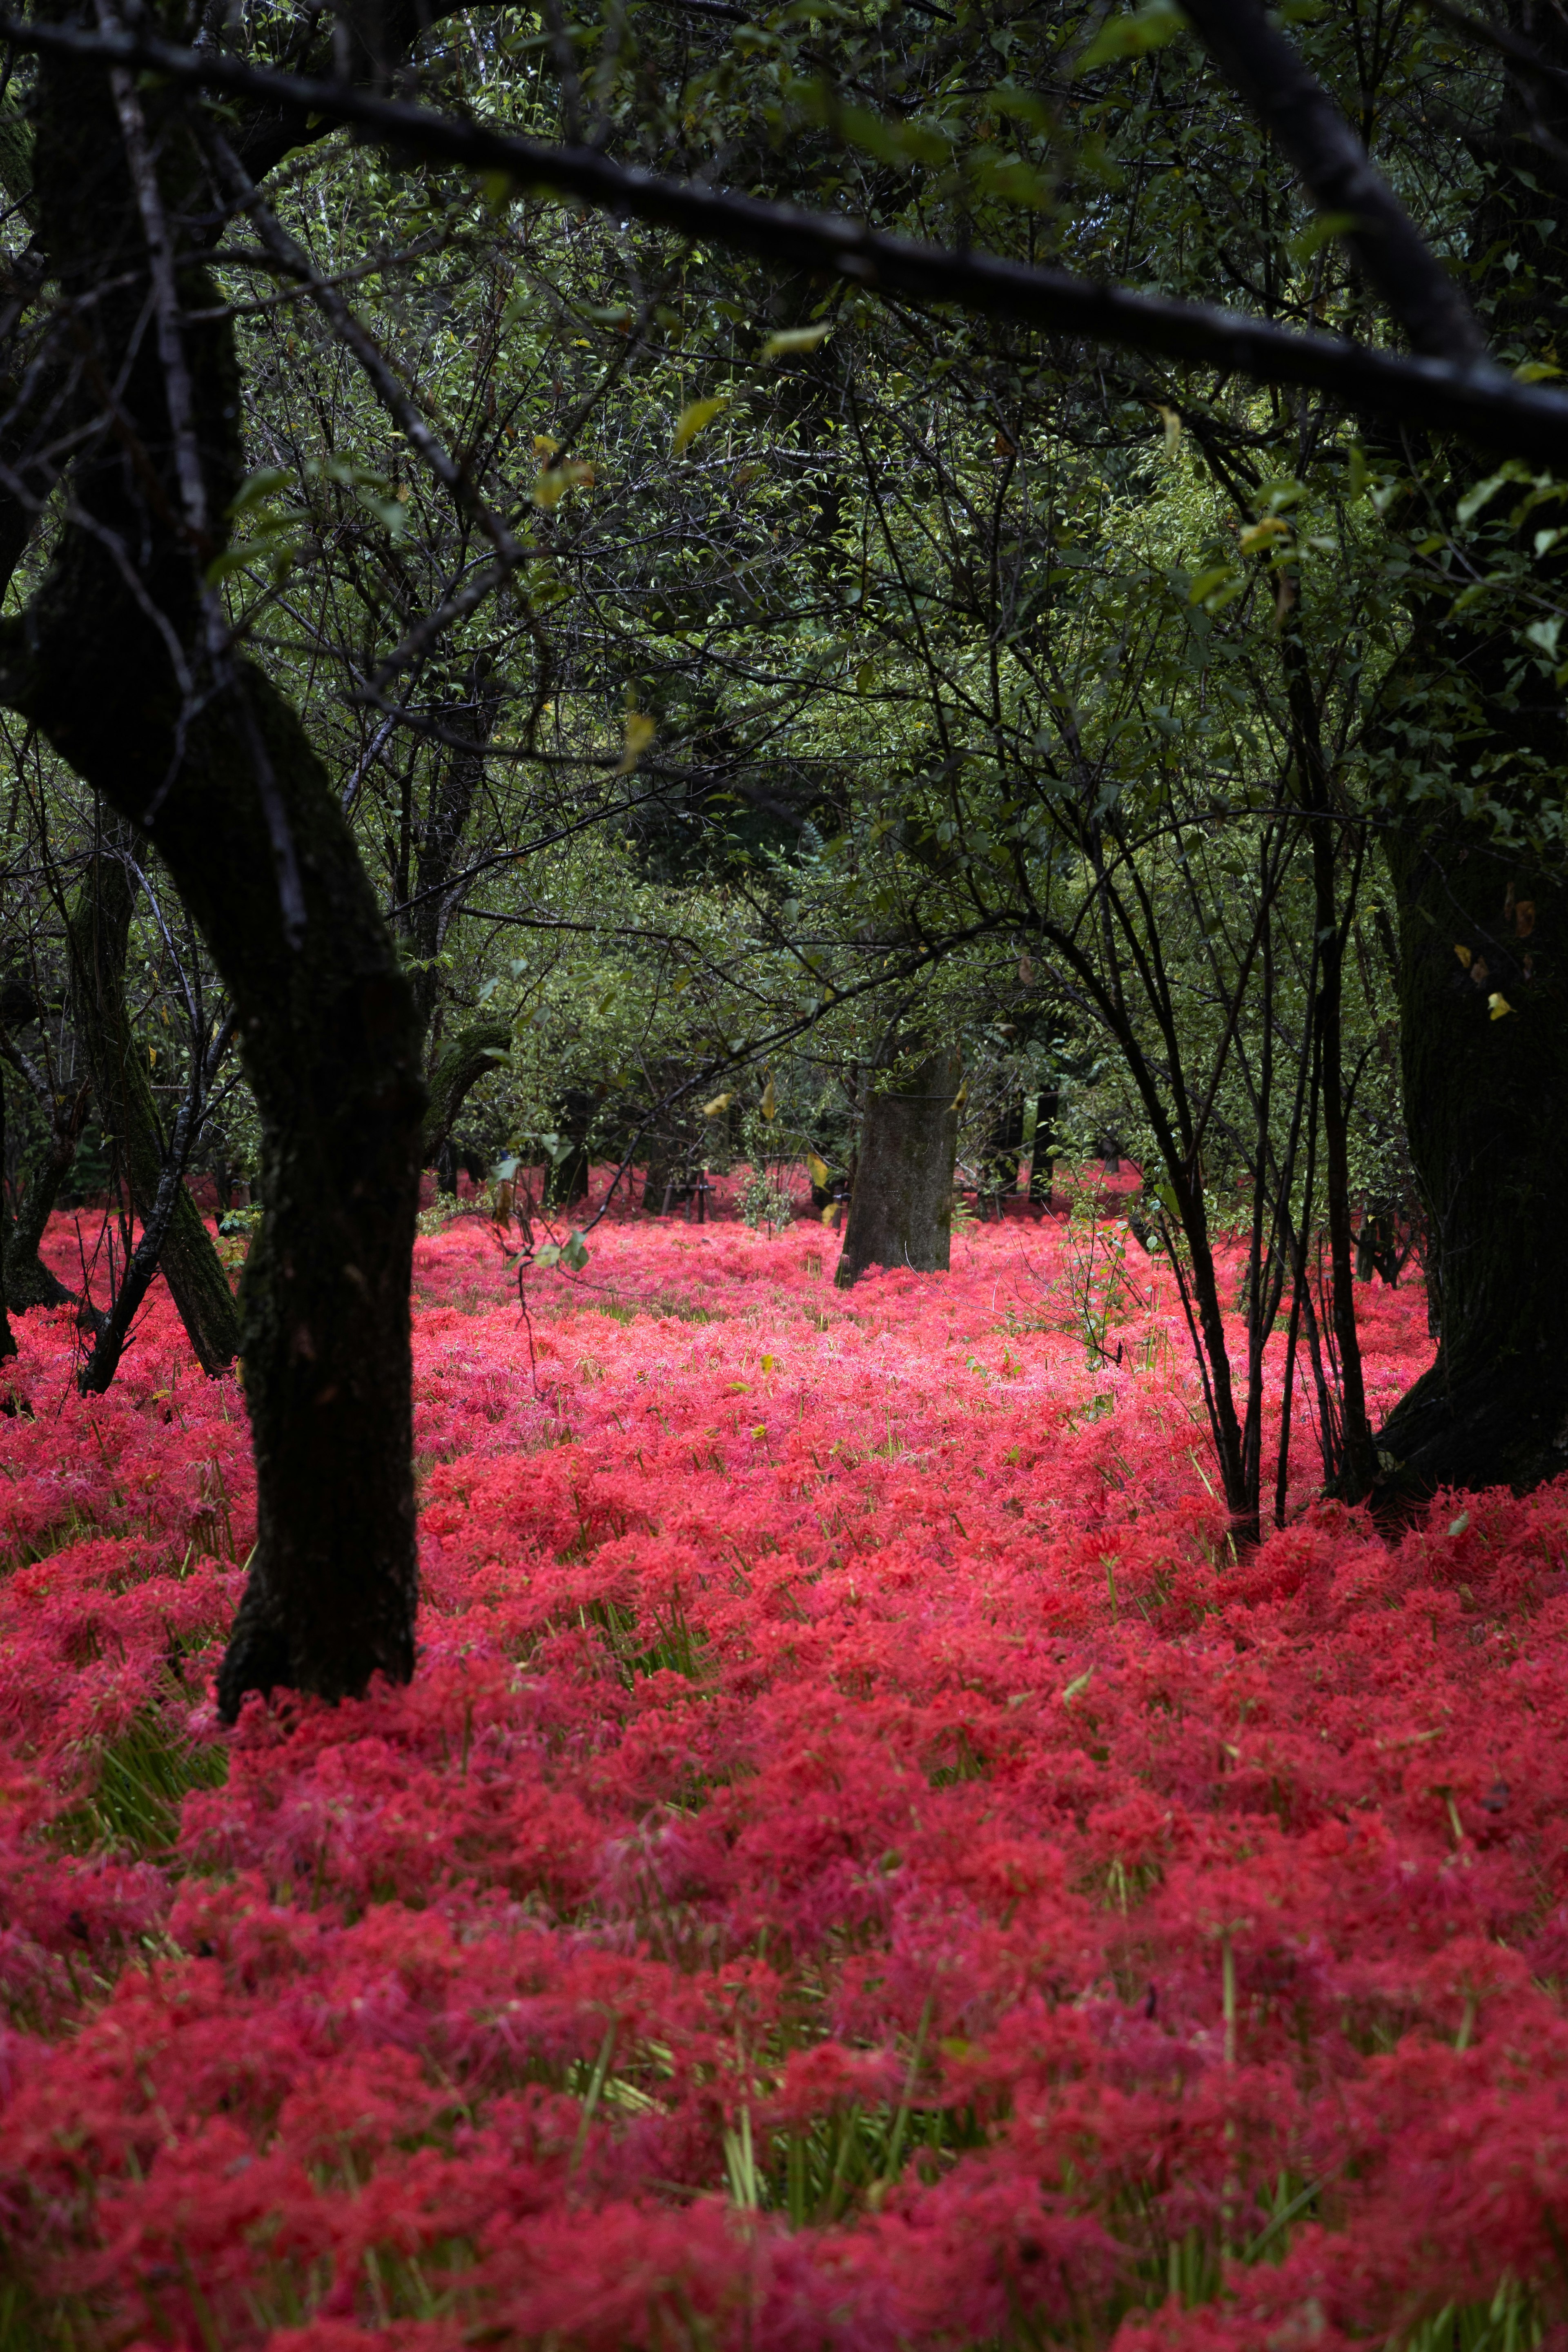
[{"xmin": 835, "ymin": 1048, "xmax": 960, "ymax": 1289}]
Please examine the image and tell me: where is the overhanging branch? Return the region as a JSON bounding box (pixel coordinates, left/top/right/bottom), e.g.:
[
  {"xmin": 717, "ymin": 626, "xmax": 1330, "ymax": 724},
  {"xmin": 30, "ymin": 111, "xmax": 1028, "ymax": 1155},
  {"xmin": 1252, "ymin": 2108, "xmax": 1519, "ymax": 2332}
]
[{"xmin": 5, "ymin": 13, "xmax": 1568, "ymax": 463}]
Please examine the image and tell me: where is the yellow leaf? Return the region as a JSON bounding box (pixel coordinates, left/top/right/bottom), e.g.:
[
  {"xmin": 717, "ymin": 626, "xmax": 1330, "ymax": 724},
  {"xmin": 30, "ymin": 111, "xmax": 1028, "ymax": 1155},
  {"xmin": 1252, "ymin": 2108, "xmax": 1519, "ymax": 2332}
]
[
  {"xmin": 702, "ymin": 1091, "xmax": 734, "ymax": 1117},
  {"xmin": 762, "ymin": 323, "xmax": 833, "ymax": 360},
  {"xmin": 1488, "ymin": 993, "xmax": 1514, "ymax": 1020},
  {"xmin": 533, "ymin": 432, "xmax": 560, "ymax": 459},
  {"xmin": 533, "ymin": 460, "xmax": 593, "ymax": 509},
  {"xmin": 807, "ymin": 1152, "xmax": 829, "ymax": 1188},
  {"xmin": 949, "ymin": 1077, "xmax": 968, "ymax": 1114},
  {"xmin": 618, "ymin": 710, "xmax": 656, "ymax": 774},
  {"xmin": 673, "ymin": 396, "xmax": 727, "ymax": 455},
  {"xmin": 761, "ymin": 1353, "xmax": 775, "ymax": 1372},
  {"xmin": 1240, "ymin": 515, "xmax": 1291, "ymax": 555},
  {"xmin": 760, "ymin": 1077, "xmax": 776, "ymax": 1120},
  {"xmin": 1453, "ymin": 942, "xmax": 1472, "ymax": 969},
  {"xmin": 1157, "ymin": 403, "xmax": 1181, "ymax": 457},
  {"xmin": 821, "ymin": 1204, "xmax": 837, "ymax": 1224}
]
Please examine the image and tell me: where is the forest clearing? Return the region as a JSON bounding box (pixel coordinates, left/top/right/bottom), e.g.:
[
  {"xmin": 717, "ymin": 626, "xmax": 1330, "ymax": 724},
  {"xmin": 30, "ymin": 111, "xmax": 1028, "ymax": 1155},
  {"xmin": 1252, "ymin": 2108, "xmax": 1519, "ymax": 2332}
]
[{"xmin": 0, "ymin": 1194, "xmax": 1559, "ymax": 2349}]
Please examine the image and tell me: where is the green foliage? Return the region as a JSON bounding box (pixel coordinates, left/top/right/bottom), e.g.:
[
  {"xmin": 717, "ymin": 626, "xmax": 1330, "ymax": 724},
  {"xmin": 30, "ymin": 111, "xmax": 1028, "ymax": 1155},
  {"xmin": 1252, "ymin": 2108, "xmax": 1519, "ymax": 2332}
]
[{"xmin": 51, "ymin": 1707, "xmax": 229, "ymax": 1858}]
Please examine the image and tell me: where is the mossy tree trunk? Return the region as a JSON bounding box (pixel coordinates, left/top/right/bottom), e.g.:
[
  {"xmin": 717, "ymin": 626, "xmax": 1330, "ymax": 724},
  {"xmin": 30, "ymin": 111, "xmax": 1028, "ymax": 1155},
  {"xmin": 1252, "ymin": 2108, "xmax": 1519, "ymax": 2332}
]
[
  {"xmin": 421, "ymin": 1016, "xmax": 510, "ymax": 1172},
  {"xmin": 835, "ymin": 1046, "xmax": 960, "ymax": 1288},
  {"xmin": 0, "ymin": 27, "xmax": 424, "ymax": 1718}
]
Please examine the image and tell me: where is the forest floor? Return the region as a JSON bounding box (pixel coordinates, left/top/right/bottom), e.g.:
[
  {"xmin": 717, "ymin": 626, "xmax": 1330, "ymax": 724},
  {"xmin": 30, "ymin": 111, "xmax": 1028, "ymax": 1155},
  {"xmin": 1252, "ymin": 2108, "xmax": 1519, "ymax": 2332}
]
[{"xmin": 0, "ymin": 1194, "xmax": 1564, "ymax": 2351}]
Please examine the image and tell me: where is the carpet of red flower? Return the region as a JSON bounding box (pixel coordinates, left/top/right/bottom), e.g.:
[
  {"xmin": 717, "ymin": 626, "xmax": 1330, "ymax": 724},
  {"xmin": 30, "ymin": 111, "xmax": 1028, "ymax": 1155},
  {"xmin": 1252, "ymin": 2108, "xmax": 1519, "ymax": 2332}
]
[{"xmin": 1, "ymin": 1194, "xmax": 1566, "ymax": 2351}]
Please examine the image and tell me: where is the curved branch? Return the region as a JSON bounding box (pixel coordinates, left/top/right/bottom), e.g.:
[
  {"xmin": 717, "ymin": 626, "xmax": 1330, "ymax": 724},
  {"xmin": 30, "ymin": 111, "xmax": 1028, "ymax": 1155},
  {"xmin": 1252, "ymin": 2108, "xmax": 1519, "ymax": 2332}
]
[{"xmin": 2, "ymin": 17, "xmax": 1563, "ymax": 461}]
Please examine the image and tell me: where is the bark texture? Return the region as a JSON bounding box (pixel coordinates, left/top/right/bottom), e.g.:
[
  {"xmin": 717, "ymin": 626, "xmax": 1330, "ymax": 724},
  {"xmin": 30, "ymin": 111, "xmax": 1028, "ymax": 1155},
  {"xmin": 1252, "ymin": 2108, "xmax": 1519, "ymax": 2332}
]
[
  {"xmin": 0, "ymin": 24, "xmax": 425, "ymax": 1717},
  {"xmin": 421, "ymin": 1016, "xmax": 509, "ymax": 1167},
  {"xmin": 2, "ymin": 1080, "xmax": 91, "ymax": 1316},
  {"xmin": 835, "ymin": 1048, "xmax": 960, "ymax": 1288},
  {"xmin": 1373, "ymin": 823, "xmax": 1568, "ymax": 1497},
  {"xmin": 0, "ymin": 1056, "xmax": 15, "ymax": 1363},
  {"xmin": 1369, "ymin": 11, "xmax": 1568, "ymax": 1501},
  {"xmin": 65, "ymin": 849, "xmax": 241, "ymax": 1375}
]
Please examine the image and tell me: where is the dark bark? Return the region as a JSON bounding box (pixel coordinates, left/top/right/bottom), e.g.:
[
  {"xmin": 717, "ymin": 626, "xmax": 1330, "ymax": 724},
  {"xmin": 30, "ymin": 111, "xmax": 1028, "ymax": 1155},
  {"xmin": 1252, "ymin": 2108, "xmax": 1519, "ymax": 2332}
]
[
  {"xmin": 1028, "ymin": 1088, "xmax": 1058, "ymax": 1207},
  {"xmin": 64, "ymin": 849, "xmax": 241, "ymax": 1376},
  {"xmin": 1179, "ymin": 0, "xmax": 1485, "ymax": 363},
  {"xmin": 835, "ymin": 1047, "xmax": 960, "ymax": 1288},
  {"xmin": 544, "ymin": 1089, "xmax": 592, "ymax": 1210},
  {"xmin": 78, "ymin": 1054, "xmax": 200, "ymax": 1395},
  {"xmin": 0, "ymin": 1055, "xmax": 16, "ymax": 1362},
  {"xmin": 14, "ymin": 18, "xmax": 1568, "ymax": 464},
  {"xmin": 1368, "ymin": 5, "xmax": 1568, "ymax": 1501},
  {"xmin": 0, "ymin": 23, "xmax": 424, "ymax": 1718},
  {"xmin": 1372, "ymin": 826, "xmax": 1568, "ymax": 1497},
  {"xmin": 1282, "ymin": 631, "xmax": 1379, "ymax": 1498},
  {"xmin": 0, "ymin": 1033, "xmax": 93, "ymax": 1316}
]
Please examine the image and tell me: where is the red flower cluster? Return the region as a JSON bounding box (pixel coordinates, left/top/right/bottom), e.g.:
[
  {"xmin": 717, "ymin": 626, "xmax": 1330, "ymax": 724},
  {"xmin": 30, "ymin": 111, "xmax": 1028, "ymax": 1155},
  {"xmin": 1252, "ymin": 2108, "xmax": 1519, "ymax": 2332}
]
[{"xmin": 0, "ymin": 1202, "xmax": 1563, "ymax": 2349}]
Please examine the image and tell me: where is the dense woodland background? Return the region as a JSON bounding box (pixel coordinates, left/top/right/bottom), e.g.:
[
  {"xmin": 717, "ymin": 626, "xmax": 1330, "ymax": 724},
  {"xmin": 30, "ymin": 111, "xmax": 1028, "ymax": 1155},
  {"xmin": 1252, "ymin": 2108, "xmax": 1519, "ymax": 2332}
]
[{"xmin": 1, "ymin": 0, "xmax": 1567, "ymax": 1702}]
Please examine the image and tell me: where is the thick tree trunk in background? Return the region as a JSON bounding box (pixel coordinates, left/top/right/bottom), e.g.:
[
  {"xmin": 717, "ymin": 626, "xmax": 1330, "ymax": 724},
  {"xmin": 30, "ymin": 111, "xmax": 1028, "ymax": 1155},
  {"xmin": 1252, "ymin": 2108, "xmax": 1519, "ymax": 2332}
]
[
  {"xmin": 0, "ymin": 1058, "xmax": 15, "ymax": 1363},
  {"xmin": 835, "ymin": 1047, "xmax": 960, "ymax": 1288},
  {"xmin": 545, "ymin": 1088, "xmax": 592, "ymax": 1209},
  {"xmin": 1370, "ymin": 5, "xmax": 1568, "ymax": 1501},
  {"xmin": 1028, "ymin": 1088, "xmax": 1058, "ymax": 1207},
  {"xmin": 1373, "ymin": 823, "xmax": 1568, "ymax": 1497},
  {"xmin": 421, "ymin": 1016, "xmax": 510, "ymax": 1169},
  {"xmin": 65, "ymin": 849, "xmax": 241, "ymax": 1375},
  {"xmin": 0, "ymin": 25, "xmax": 425, "ymax": 1719},
  {"xmin": 1, "ymin": 1084, "xmax": 87, "ymax": 1315}
]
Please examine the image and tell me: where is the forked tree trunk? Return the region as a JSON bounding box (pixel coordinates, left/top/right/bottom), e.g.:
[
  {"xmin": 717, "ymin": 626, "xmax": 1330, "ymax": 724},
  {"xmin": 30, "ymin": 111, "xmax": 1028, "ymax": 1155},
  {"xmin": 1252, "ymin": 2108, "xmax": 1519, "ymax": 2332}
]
[
  {"xmin": 66, "ymin": 848, "xmax": 241, "ymax": 1375},
  {"xmin": 0, "ymin": 26, "xmax": 424, "ymax": 1718},
  {"xmin": 835, "ymin": 1047, "xmax": 960, "ymax": 1289},
  {"xmin": 1373, "ymin": 823, "xmax": 1568, "ymax": 1497}
]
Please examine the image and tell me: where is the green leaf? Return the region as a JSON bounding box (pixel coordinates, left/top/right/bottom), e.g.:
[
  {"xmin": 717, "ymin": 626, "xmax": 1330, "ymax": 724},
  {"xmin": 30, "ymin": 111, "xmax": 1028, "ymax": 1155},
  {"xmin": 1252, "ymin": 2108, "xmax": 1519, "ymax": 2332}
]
[
  {"xmin": 673, "ymin": 396, "xmax": 727, "ymax": 454},
  {"xmin": 562, "ymin": 1230, "xmax": 590, "ymax": 1271},
  {"xmin": 762, "ymin": 323, "xmax": 833, "ymax": 361},
  {"xmin": 227, "ymin": 467, "xmax": 292, "ymax": 517},
  {"xmin": 1187, "ymin": 564, "xmax": 1238, "ymax": 605},
  {"xmin": 1457, "ymin": 461, "xmax": 1530, "ymax": 526},
  {"xmin": 1079, "ymin": 0, "xmax": 1184, "ymax": 72},
  {"xmin": 1290, "ymin": 210, "xmax": 1358, "ymax": 263}
]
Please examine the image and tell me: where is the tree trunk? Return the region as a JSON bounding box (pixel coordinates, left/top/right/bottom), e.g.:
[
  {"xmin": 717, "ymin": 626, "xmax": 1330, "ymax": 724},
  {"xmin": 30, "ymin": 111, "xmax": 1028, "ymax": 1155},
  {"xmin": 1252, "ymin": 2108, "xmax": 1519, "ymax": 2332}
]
[
  {"xmin": 1373, "ymin": 823, "xmax": 1568, "ymax": 1497},
  {"xmin": 0, "ymin": 24, "xmax": 425, "ymax": 1719},
  {"xmin": 421, "ymin": 1015, "xmax": 510, "ymax": 1167},
  {"xmin": 65, "ymin": 848, "xmax": 241, "ymax": 1375},
  {"xmin": 1369, "ymin": 0, "xmax": 1568, "ymax": 1501},
  {"xmin": 1028, "ymin": 1087, "xmax": 1058, "ymax": 1207},
  {"xmin": 545, "ymin": 1088, "xmax": 592, "ymax": 1210},
  {"xmin": 1, "ymin": 1078, "xmax": 89, "ymax": 1315},
  {"xmin": 835, "ymin": 1047, "xmax": 960, "ymax": 1288},
  {"xmin": 0, "ymin": 1055, "xmax": 16, "ymax": 1363}
]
